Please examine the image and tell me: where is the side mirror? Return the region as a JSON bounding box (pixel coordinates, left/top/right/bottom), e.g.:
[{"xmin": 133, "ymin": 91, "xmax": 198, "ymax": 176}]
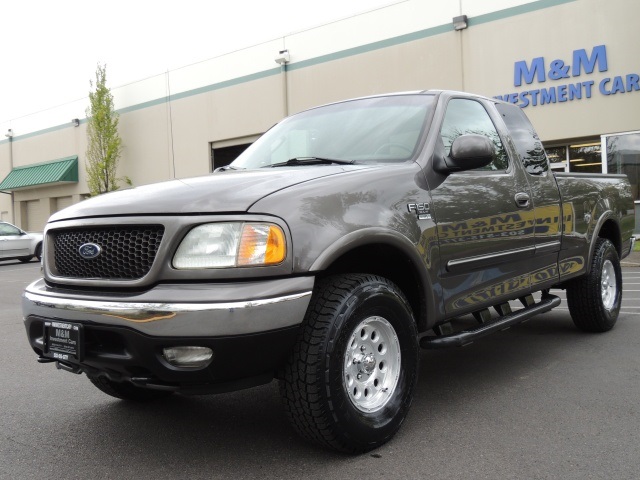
[{"xmin": 435, "ymin": 134, "xmax": 495, "ymax": 173}]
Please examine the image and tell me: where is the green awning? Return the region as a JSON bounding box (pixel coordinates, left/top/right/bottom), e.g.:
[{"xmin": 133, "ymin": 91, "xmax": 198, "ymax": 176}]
[{"xmin": 0, "ymin": 156, "xmax": 78, "ymax": 191}]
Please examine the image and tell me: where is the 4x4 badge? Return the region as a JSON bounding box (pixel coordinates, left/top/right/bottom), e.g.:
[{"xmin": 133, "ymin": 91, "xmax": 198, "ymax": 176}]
[{"xmin": 407, "ymin": 203, "xmax": 432, "ymax": 220}]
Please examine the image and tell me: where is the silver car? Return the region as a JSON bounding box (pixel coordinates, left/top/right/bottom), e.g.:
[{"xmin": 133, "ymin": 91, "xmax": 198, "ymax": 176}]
[{"xmin": 0, "ymin": 221, "xmax": 43, "ymax": 263}]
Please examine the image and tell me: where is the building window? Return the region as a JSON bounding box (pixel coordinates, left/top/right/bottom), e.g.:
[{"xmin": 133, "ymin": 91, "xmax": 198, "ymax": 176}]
[
  {"xmin": 569, "ymin": 141, "xmax": 602, "ymax": 173},
  {"xmin": 603, "ymin": 131, "xmax": 640, "ymax": 234},
  {"xmin": 543, "ymin": 139, "xmax": 601, "ymax": 173},
  {"xmin": 545, "ymin": 146, "xmax": 568, "ymax": 171},
  {"xmin": 604, "ymin": 132, "xmax": 640, "ymax": 199}
]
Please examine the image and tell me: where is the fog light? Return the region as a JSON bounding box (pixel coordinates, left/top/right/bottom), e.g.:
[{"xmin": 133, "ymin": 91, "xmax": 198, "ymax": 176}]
[{"xmin": 163, "ymin": 346, "xmax": 213, "ymax": 368}]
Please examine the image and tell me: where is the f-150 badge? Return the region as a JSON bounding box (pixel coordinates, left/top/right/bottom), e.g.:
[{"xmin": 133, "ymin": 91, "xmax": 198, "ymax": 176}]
[{"xmin": 407, "ymin": 203, "xmax": 432, "ymax": 220}]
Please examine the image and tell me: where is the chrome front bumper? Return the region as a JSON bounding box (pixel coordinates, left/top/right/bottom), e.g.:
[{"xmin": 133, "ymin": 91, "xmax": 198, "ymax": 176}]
[{"xmin": 23, "ymin": 277, "xmax": 314, "ymax": 337}]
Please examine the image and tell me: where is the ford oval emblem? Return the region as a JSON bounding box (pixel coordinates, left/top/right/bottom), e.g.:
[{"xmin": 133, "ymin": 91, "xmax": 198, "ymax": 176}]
[{"xmin": 79, "ymin": 243, "xmax": 102, "ymax": 259}]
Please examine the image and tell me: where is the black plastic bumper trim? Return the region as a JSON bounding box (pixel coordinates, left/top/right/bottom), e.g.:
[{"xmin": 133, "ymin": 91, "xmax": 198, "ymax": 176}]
[{"xmin": 25, "ymin": 315, "xmax": 300, "ymax": 392}]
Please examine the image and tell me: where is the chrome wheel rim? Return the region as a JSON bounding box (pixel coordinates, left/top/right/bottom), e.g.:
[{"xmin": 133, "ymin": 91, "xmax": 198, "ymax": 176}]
[
  {"xmin": 343, "ymin": 316, "xmax": 401, "ymax": 413},
  {"xmin": 601, "ymin": 259, "xmax": 617, "ymax": 310}
]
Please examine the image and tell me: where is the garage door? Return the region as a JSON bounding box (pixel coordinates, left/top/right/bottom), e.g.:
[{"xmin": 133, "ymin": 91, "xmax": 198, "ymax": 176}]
[
  {"xmin": 56, "ymin": 196, "xmax": 74, "ymax": 212},
  {"xmin": 26, "ymin": 200, "xmax": 47, "ymax": 232}
]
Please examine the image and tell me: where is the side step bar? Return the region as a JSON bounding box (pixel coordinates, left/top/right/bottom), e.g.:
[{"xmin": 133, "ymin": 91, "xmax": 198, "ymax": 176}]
[{"xmin": 420, "ymin": 294, "xmax": 561, "ymax": 349}]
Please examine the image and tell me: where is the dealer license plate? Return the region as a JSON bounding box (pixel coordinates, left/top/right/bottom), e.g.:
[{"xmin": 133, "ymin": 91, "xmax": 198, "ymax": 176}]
[{"xmin": 43, "ymin": 321, "xmax": 83, "ymax": 362}]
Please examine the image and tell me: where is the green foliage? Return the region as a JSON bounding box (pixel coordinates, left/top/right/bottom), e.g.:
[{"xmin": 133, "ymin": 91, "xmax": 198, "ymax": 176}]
[{"xmin": 85, "ymin": 64, "xmax": 129, "ymax": 196}]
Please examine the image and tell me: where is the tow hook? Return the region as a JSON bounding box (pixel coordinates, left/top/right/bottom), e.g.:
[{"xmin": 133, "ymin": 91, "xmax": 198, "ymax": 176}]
[{"xmin": 56, "ymin": 361, "xmax": 82, "ymax": 375}]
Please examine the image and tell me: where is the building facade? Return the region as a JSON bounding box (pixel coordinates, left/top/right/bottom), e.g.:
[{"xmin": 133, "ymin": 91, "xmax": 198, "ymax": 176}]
[{"xmin": 1, "ymin": 0, "xmax": 638, "ymax": 232}]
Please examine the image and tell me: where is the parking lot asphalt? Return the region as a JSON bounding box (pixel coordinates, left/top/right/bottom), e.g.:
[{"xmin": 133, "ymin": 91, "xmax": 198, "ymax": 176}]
[{"xmin": 1, "ymin": 259, "xmax": 639, "ymax": 479}]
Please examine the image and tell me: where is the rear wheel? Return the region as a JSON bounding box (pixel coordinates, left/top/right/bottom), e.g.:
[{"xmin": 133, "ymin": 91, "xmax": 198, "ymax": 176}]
[
  {"xmin": 88, "ymin": 375, "xmax": 174, "ymax": 402},
  {"xmin": 566, "ymin": 238, "xmax": 622, "ymax": 332},
  {"xmin": 279, "ymin": 274, "xmax": 419, "ymax": 453},
  {"xmin": 18, "ymin": 256, "xmax": 33, "ymax": 263}
]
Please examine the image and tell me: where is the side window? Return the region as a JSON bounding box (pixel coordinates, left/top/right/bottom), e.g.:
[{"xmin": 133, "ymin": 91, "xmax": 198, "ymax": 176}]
[
  {"xmin": 495, "ymin": 102, "xmax": 548, "ymax": 175},
  {"xmin": 440, "ymin": 99, "xmax": 509, "ymax": 171},
  {"xmin": 0, "ymin": 223, "xmax": 20, "ymax": 236}
]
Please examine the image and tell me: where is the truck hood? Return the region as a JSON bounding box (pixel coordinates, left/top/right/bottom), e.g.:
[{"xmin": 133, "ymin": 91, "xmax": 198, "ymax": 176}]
[{"xmin": 49, "ymin": 166, "xmax": 372, "ymax": 221}]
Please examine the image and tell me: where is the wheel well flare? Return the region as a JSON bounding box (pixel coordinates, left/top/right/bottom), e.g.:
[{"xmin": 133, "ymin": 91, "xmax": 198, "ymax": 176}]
[{"xmin": 320, "ymin": 244, "xmax": 428, "ymax": 331}]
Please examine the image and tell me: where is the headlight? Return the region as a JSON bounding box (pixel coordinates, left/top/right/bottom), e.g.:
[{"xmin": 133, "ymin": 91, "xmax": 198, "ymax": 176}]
[{"xmin": 173, "ymin": 222, "xmax": 286, "ymax": 269}]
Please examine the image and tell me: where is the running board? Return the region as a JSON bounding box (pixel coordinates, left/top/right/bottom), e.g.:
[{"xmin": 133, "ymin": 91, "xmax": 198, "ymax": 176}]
[{"xmin": 420, "ymin": 294, "xmax": 561, "ymax": 349}]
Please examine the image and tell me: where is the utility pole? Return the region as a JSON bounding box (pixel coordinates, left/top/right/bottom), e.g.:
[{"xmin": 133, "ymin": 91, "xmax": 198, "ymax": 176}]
[
  {"xmin": 275, "ymin": 49, "xmax": 290, "ymax": 117},
  {"xmin": 3, "ymin": 129, "xmax": 15, "ymax": 223}
]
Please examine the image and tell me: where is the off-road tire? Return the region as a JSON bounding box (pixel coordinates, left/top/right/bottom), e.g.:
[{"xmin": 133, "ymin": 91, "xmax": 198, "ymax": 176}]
[
  {"xmin": 279, "ymin": 274, "xmax": 419, "ymax": 453},
  {"xmin": 566, "ymin": 238, "xmax": 622, "ymax": 332},
  {"xmin": 88, "ymin": 375, "xmax": 174, "ymax": 402}
]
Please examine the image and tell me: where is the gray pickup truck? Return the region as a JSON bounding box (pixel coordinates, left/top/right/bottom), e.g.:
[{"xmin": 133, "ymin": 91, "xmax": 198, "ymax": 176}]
[{"xmin": 23, "ymin": 90, "xmax": 635, "ymax": 453}]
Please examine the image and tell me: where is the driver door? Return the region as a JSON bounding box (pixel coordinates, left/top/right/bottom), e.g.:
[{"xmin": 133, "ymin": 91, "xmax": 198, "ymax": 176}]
[{"xmin": 429, "ymin": 97, "xmax": 536, "ymax": 315}]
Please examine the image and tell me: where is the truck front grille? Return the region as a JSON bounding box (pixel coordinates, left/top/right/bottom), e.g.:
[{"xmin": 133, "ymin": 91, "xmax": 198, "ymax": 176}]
[{"xmin": 51, "ymin": 225, "xmax": 165, "ymax": 280}]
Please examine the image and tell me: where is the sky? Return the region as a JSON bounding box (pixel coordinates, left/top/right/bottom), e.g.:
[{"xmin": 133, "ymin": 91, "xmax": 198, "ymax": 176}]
[{"xmin": 0, "ymin": 0, "xmax": 401, "ymax": 124}]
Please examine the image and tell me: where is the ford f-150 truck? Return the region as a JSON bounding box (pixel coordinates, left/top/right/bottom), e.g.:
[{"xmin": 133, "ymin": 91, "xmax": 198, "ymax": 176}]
[{"xmin": 23, "ymin": 90, "xmax": 635, "ymax": 453}]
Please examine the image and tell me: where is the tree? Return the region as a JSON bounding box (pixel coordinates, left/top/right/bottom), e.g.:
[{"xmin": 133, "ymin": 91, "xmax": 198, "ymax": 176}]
[{"xmin": 85, "ymin": 63, "xmax": 129, "ymax": 195}]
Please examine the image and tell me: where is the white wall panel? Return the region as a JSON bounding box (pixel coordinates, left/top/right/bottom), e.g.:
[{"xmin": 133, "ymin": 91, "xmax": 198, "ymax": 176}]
[
  {"xmin": 461, "ymin": 0, "xmax": 540, "ymax": 17},
  {"xmin": 114, "ymin": 74, "xmax": 168, "ymax": 112},
  {"xmin": 168, "ymin": 39, "xmax": 284, "ymax": 97},
  {"xmin": 285, "ymin": 1, "xmax": 457, "ymax": 63}
]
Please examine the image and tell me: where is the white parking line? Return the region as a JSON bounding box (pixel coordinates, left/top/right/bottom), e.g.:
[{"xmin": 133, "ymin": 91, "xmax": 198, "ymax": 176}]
[
  {"xmin": 0, "ymin": 267, "xmax": 40, "ymax": 273},
  {"xmin": 553, "ymin": 307, "xmax": 640, "ymax": 315}
]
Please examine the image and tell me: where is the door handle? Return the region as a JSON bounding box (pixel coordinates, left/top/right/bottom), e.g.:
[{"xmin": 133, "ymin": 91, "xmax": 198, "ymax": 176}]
[{"xmin": 515, "ymin": 192, "xmax": 530, "ymax": 208}]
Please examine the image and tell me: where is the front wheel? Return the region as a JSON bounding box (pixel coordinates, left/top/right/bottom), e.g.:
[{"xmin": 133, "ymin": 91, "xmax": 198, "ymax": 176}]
[
  {"xmin": 279, "ymin": 274, "xmax": 419, "ymax": 453},
  {"xmin": 566, "ymin": 238, "xmax": 622, "ymax": 332}
]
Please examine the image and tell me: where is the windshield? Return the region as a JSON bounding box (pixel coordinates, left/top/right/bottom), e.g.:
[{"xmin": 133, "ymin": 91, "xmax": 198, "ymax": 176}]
[{"xmin": 231, "ymin": 94, "xmax": 435, "ymax": 169}]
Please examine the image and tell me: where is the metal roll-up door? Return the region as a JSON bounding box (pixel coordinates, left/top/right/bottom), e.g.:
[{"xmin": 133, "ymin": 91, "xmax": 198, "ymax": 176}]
[
  {"xmin": 26, "ymin": 200, "xmax": 47, "ymax": 232},
  {"xmin": 56, "ymin": 196, "xmax": 74, "ymax": 212}
]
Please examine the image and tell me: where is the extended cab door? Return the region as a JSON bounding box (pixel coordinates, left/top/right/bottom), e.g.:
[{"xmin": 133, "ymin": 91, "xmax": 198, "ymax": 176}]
[{"xmin": 427, "ymin": 96, "xmax": 536, "ymax": 315}]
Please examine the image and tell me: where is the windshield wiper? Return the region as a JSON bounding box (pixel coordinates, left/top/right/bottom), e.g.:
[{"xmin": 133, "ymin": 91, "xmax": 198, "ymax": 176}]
[{"xmin": 264, "ymin": 157, "xmax": 356, "ymax": 168}]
